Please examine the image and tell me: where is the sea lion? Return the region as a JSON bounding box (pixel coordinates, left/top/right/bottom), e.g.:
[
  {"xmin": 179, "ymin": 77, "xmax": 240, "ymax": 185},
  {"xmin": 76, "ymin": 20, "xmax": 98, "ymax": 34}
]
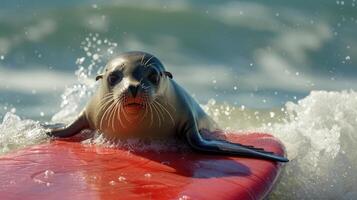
[{"xmin": 47, "ymin": 51, "xmax": 288, "ymax": 162}]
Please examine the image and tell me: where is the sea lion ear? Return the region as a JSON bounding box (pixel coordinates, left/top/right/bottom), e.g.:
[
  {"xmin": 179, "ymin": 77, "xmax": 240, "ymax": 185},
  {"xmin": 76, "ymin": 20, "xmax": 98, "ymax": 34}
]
[
  {"xmin": 95, "ymin": 74, "xmax": 103, "ymax": 81},
  {"xmin": 164, "ymin": 71, "xmax": 173, "ymax": 79}
]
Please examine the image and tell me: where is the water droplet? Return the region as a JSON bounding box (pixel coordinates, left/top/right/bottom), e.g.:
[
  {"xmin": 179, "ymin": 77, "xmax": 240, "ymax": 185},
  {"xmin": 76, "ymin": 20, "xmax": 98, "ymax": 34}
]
[
  {"xmin": 179, "ymin": 195, "xmax": 190, "ymax": 200},
  {"xmin": 93, "ymin": 54, "xmax": 99, "ymax": 60},
  {"xmin": 144, "ymin": 173, "xmax": 152, "ymax": 178},
  {"xmin": 270, "ymin": 112, "xmax": 275, "ymax": 118},
  {"xmin": 76, "ymin": 57, "xmax": 85, "ymax": 65},
  {"xmin": 240, "ymin": 105, "xmax": 245, "ymax": 110},
  {"xmin": 44, "ymin": 170, "xmax": 54, "ymax": 178},
  {"xmin": 118, "ymin": 176, "xmax": 126, "ymax": 182}
]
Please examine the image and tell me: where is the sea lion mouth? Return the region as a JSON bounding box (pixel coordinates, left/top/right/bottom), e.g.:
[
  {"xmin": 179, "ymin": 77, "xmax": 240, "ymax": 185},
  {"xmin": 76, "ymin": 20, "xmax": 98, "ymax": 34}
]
[
  {"xmin": 123, "ymin": 101, "xmax": 145, "ymax": 111},
  {"xmin": 123, "ymin": 102, "xmax": 144, "ymax": 114},
  {"xmin": 125, "ymin": 103, "xmax": 144, "ymax": 107}
]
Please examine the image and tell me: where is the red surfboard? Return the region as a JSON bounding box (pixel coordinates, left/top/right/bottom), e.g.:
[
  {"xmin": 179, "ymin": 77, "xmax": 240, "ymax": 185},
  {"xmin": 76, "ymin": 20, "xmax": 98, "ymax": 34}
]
[{"xmin": 0, "ymin": 132, "xmax": 286, "ymax": 200}]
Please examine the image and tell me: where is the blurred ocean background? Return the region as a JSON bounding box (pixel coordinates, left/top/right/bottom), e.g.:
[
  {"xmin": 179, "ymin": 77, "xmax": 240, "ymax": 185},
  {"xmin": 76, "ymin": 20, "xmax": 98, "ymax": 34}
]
[{"xmin": 0, "ymin": 0, "xmax": 356, "ymax": 199}]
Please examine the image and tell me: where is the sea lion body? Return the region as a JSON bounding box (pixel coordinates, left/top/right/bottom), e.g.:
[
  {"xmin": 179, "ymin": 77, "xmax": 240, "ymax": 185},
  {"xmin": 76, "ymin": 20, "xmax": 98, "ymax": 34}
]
[
  {"xmin": 81, "ymin": 52, "xmax": 216, "ymax": 140},
  {"xmin": 47, "ymin": 51, "xmax": 288, "ymax": 162}
]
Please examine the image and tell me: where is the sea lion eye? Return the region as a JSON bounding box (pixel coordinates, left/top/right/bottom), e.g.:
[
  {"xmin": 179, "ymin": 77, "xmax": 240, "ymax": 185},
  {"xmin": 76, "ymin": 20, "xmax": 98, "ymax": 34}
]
[
  {"xmin": 148, "ymin": 71, "xmax": 160, "ymax": 85},
  {"xmin": 108, "ymin": 74, "xmax": 122, "ymax": 86}
]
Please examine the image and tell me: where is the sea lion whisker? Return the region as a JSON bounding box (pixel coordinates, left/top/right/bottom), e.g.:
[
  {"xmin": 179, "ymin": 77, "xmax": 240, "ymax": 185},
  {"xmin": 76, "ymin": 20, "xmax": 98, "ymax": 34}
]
[
  {"xmin": 156, "ymin": 101, "xmax": 176, "ymax": 119},
  {"xmin": 138, "ymin": 102, "xmax": 148, "ymax": 124},
  {"xmin": 114, "ymin": 100, "xmax": 123, "ymax": 129},
  {"xmin": 101, "ymin": 93, "xmax": 114, "ymax": 100},
  {"xmin": 105, "ymin": 100, "xmax": 117, "ymax": 130},
  {"xmin": 99, "ymin": 93, "xmax": 114, "ymax": 102},
  {"xmin": 146, "ymin": 63, "xmax": 157, "ymax": 69},
  {"xmin": 148, "ymin": 103, "xmax": 154, "ymax": 128},
  {"xmin": 139, "ymin": 96, "xmax": 149, "ymax": 122},
  {"xmin": 98, "ymin": 96, "xmax": 114, "ymax": 113},
  {"xmin": 140, "ymin": 54, "xmax": 145, "ymax": 65},
  {"xmin": 121, "ymin": 96, "xmax": 132, "ymax": 124},
  {"xmin": 118, "ymin": 107, "xmax": 125, "ymax": 128},
  {"xmin": 115, "ymin": 95, "xmax": 125, "ymax": 104},
  {"xmin": 155, "ymin": 100, "xmax": 175, "ymax": 126},
  {"xmin": 164, "ymin": 100, "xmax": 176, "ymax": 111},
  {"xmin": 98, "ymin": 99, "xmax": 114, "ymax": 129},
  {"xmin": 110, "ymin": 100, "xmax": 120, "ymax": 131},
  {"xmin": 98, "ymin": 94, "xmax": 114, "ymax": 108},
  {"xmin": 99, "ymin": 100, "xmax": 116, "ymax": 131},
  {"xmin": 99, "ymin": 96, "xmax": 113, "ymax": 104},
  {"xmin": 117, "ymin": 102, "xmax": 127, "ymax": 129},
  {"xmin": 108, "ymin": 102, "xmax": 115, "ymax": 131},
  {"xmin": 141, "ymin": 85, "xmax": 150, "ymax": 90},
  {"xmin": 144, "ymin": 55, "xmax": 154, "ymax": 67},
  {"xmin": 99, "ymin": 104, "xmax": 108, "ymax": 130},
  {"xmin": 151, "ymin": 103, "xmax": 162, "ymax": 128},
  {"xmin": 97, "ymin": 95, "xmax": 115, "ymax": 115},
  {"xmin": 153, "ymin": 101, "xmax": 167, "ymax": 126},
  {"xmin": 112, "ymin": 100, "xmax": 120, "ymax": 130},
  {"xmin": 151, "ymin": 103, "xmax": 159, "ymax": 127}
]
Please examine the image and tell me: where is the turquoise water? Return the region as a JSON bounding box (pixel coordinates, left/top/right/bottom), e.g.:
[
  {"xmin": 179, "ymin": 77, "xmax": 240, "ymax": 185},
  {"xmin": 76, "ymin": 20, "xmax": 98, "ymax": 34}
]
[{"xmin": 0, "ymin": 1, "xmax": 357, "ymax": 199}]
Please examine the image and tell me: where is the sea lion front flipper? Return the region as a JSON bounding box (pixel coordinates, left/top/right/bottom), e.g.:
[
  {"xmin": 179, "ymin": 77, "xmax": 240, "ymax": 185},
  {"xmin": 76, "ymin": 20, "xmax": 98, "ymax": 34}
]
[
  {"xmin": 185, "ymin": 126, "xmax": 289, "ymax": 162},
  {"xmin": 45, "ymin": 112, "xmax": 90, "ymax": 138}
]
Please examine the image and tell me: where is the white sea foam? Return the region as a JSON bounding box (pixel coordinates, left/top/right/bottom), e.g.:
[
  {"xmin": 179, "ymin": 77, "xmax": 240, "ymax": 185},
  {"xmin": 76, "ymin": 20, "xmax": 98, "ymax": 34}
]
[
  {"xmin": 0, "ymin": 112, "xmax": 47, "ymax": 154},
  {"xmin": 264, "ymin": 90, "xmax": 357, "ymax": 199},
  {"xmin": 81, "ymin": 132, "xmax": 186, "ymax": 152},
  {"xmin": 202, "ymin": 90, "xmax": 357, "ymax": 199}
]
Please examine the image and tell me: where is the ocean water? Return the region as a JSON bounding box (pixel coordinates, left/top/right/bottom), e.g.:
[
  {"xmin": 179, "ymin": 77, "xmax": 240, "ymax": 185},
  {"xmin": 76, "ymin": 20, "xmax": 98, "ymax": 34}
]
[{"xmin": 0, "ymin": 0, "xmax": 356, "ymax": 199}]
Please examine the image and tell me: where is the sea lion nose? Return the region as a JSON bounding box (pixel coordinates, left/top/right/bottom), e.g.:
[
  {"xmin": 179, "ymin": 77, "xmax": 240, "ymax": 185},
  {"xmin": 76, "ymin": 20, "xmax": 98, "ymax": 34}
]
[{"xmin": 129, "ymin": 85, "xmax": 139, "ymax": 98}]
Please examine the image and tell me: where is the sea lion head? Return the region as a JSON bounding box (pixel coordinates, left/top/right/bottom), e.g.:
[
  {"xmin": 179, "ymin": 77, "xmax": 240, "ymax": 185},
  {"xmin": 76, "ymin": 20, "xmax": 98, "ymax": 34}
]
[{"xmin": 96, "ymin": 51, "xmax": 172, "ymax": 115}]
